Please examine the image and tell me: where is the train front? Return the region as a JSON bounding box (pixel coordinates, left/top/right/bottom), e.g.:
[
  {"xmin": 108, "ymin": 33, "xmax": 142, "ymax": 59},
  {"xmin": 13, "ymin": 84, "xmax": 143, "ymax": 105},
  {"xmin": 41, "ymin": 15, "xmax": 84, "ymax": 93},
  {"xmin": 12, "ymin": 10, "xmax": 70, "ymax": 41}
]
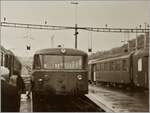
[{"xmin": 32, "ymin": 48, "xmax": 88, "ymax": 96}]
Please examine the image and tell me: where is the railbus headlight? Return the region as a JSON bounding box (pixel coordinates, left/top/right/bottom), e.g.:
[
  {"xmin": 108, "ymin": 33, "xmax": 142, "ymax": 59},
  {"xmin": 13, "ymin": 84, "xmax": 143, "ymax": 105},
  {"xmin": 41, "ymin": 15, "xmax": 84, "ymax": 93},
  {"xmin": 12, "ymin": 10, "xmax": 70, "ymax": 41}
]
[
  {"xmin": 77, "ymin": 75, "xmax": 82, "ymax": 80},
  {"xmin": 38, "ymin": 78, "xmax": 43, "ymax": 82}
]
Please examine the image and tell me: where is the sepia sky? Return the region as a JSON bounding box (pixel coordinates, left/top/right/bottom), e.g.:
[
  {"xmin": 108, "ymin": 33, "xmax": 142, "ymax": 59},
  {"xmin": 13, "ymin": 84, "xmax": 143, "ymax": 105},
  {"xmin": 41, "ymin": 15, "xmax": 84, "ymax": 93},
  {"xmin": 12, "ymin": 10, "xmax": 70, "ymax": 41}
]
[{"xmin": 1, "ymin": 1, "xmax": 149, "ymax": 57}]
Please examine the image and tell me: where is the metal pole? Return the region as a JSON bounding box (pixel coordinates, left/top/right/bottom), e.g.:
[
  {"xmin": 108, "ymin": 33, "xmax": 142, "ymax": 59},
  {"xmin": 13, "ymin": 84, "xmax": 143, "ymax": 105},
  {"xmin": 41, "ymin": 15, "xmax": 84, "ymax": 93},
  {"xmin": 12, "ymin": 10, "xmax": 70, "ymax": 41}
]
[
  {"xmin": 75, "ymin": 24, "xmax": 78, "ymax": 48},
  {"xmin": 71, "ymin": 2, "xmax": 78, "ymax": 49},
  {"xmin": 135, "ymin": 27, "xmax": 138, "ymax": 50},
  {"xmin": 51, "ymin": 35, "xmax": 54, "ymax": 48}
]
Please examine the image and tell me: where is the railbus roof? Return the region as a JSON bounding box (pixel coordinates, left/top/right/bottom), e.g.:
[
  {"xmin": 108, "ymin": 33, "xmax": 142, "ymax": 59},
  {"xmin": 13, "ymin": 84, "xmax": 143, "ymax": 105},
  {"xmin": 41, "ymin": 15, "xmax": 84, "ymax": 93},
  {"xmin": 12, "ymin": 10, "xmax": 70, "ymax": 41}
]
[{"xmin": 34, "ymin": 48, "xmax": 87, "ymax": 56}]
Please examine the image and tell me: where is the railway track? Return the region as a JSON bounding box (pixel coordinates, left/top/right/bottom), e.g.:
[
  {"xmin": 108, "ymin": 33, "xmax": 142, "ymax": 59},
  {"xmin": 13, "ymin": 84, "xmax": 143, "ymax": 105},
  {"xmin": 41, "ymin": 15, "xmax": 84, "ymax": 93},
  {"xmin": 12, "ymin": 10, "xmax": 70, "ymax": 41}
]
[{"xmin": 32, "ymin": 95, "xmax": 104, "ymax": 112}]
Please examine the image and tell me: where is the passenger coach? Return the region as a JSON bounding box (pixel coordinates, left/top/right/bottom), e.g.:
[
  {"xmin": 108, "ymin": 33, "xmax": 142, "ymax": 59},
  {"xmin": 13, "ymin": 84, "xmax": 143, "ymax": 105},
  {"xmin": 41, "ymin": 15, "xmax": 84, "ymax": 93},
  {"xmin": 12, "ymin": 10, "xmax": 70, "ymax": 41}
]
[
  {"xmin": 88, "ymin": 48, "xmax": 149, "ymax": 89},
  {"xmin": 1, "ymin": 45, "xmax": 22, "ymax": 78},
  {"xmin": 32, "ymin": 48, "xmax": 88, "ymax": 97}
]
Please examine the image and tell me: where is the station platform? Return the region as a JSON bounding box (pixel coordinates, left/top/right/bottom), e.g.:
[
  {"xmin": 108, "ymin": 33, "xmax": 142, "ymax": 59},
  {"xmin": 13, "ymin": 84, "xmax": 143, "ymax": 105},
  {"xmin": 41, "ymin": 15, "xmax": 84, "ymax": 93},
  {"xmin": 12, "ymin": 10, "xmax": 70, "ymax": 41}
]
[
  {"xmin": 20, "ymin": 85, "xmax": 149, "ymax": 112},
  {"xmin": 86, "ymin": 84, "xmax": 149, "ymax": 112},
  {"xmin": 20, "ymin": 93, "xmax": 32, "ymax": 112}
]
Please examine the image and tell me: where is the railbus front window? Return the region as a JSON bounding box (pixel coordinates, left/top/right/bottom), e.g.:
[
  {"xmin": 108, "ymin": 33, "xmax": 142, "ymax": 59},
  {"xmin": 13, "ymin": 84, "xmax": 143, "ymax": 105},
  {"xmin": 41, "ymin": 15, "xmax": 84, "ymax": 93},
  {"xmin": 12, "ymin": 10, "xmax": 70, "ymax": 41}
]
[
  {"xmin": 43, "ymin": 55, "xmax": 63, "ymax": 69},
  {"xmin": 64, "ymin": 56, "xmax": 82, "ymax": 69},
  {"xmin": 42, "ymin": 55, "xmax": 84, "ymax": 69}
]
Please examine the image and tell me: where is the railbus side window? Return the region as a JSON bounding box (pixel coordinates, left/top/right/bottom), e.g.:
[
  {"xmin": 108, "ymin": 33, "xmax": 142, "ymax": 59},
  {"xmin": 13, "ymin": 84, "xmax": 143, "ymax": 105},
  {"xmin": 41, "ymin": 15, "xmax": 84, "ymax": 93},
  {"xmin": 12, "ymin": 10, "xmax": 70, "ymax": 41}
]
[
  {"xmin": 82, "ymin": 56, "xmax": 87, "ymax": 69},
  {"xmin": 34, "ymin": 55, "xmax": 42, "ymax": 69}
]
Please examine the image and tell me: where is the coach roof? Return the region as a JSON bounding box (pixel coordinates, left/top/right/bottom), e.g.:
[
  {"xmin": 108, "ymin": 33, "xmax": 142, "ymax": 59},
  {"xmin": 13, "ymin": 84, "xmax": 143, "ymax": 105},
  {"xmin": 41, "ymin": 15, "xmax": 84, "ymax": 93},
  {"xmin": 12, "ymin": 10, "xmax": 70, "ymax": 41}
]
[{"xmin": 35, "ymin": 48, "xmax": 87, "ymax": 56}]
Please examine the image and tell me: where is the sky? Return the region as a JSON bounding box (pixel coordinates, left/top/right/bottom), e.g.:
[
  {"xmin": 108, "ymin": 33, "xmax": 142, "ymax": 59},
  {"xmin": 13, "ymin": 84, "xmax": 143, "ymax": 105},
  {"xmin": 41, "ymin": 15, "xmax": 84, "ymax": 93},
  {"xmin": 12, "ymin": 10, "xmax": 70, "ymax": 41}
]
[{"xmin": 1, "ymin": 1, "xmax": 149, "ymax": 57}]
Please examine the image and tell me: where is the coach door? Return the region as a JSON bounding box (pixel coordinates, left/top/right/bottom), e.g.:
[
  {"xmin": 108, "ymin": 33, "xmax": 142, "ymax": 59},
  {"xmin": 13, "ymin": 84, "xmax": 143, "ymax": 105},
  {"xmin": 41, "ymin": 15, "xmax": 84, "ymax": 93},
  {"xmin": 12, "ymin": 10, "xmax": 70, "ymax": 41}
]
[
  {"xmin": 90, "ymin": 64, "xmax": 94, "ymax": 82},
  {"xmin": 93, "ymin": 64, "xmax": 96, "ymax": 82},
  {"xmin": 143, "ymin": 56, "xmax": 149, "ymax": 88}
]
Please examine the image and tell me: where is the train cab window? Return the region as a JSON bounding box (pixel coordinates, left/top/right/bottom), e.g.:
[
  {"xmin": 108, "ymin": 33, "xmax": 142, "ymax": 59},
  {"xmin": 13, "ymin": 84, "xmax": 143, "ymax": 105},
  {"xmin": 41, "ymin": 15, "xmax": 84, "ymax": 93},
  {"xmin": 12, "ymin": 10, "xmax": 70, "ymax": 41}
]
[{"xmin": 138, "ymin": 58, "xmax": 142, "ymax": 72}]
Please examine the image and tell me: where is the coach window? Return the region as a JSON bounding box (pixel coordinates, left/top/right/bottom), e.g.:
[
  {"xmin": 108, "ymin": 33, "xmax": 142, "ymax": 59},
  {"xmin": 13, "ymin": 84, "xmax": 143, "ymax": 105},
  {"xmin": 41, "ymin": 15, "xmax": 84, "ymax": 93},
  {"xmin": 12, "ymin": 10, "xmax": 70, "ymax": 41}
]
[
  {"xmin": 113, "ymin": 61, "xmax": 116, "ymax": 71},
  {"xmin": 96, "ymin": 64, "xmax": 98, "ymax": 71},
  {"xmin": 1, "ymin": 52, "xmax": 3, "ymax": 66},
  {"xmin": 96, "ymin": 64, "xmax": 99, "ymax": 71},
  {"xmin": 93, "ymin": 64, "xmax": 96, "ymax": 72},
  {"xmin": 138, "ymin": 58, "xmax": 142, "ymax": 71},
  {"xmin": 106, "ymin": 62, "xmax": 109, "ymax": 71},
  {"xmin": 104, "ymin": 63, "xmax": 107, "ymax": 71},
  {"xmin": 5, "ymin": 55, "xmax": 8, "ymax": 67},
  {"xmin": 116, "ymin": 60, "xmax": 120, "ymax": 71},
  {"xmin": 110, "ymin": 62, "xmax": 112, "ymax": 71},
  {"xmin": 3, "ymin": 54, "xmax": 5, "ymax": 66},
  {"xmin": 122, "ymin": 59, "xmax": 127, "ymax": 71},
  {"xmin": 101, "ymin": 63, "xmax": 104, "ymax": 71},
  {"xmin": 99, "ymin": 63, "xmax": 101, "ymax": 71},
  {"xmin": 98, "ymin": 64, "xmax": 100, "ymax": 71},
  {"xmin": 110, "ymin": 61, "xmax": 114, "ymax": 71}
]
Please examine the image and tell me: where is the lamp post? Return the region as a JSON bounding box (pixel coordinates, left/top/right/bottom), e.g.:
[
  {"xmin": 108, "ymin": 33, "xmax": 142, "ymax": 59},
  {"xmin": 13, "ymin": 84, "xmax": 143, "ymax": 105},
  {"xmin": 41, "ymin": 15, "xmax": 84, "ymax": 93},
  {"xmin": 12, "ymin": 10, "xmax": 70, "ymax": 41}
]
[{"xmin": 71, "ymin": 1, "xmax": 79, "ymax": 49}]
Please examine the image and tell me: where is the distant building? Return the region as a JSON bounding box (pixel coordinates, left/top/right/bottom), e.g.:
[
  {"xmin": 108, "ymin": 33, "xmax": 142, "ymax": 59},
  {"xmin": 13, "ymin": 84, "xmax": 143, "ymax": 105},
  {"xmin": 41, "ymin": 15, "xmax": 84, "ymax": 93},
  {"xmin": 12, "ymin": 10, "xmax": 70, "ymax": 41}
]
[
  {"xmin": 89, "ymin": 33, "xmax": 149, "ymax": 60},
  {"xmin": 21, "ymin": 64, "xmax": 32, "ymax": 75},
  {"xmin": 21, "ymin": 65, "xmax": 29, "ymax": 75}
]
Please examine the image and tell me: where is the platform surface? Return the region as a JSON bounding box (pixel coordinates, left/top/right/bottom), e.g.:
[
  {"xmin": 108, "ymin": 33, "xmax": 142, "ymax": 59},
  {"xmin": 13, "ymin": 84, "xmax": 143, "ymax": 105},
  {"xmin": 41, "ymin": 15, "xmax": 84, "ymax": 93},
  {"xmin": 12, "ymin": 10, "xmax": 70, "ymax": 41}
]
[{"xmin": 86, "ymin": 85, "xmax": 149, "ymax": 112}]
